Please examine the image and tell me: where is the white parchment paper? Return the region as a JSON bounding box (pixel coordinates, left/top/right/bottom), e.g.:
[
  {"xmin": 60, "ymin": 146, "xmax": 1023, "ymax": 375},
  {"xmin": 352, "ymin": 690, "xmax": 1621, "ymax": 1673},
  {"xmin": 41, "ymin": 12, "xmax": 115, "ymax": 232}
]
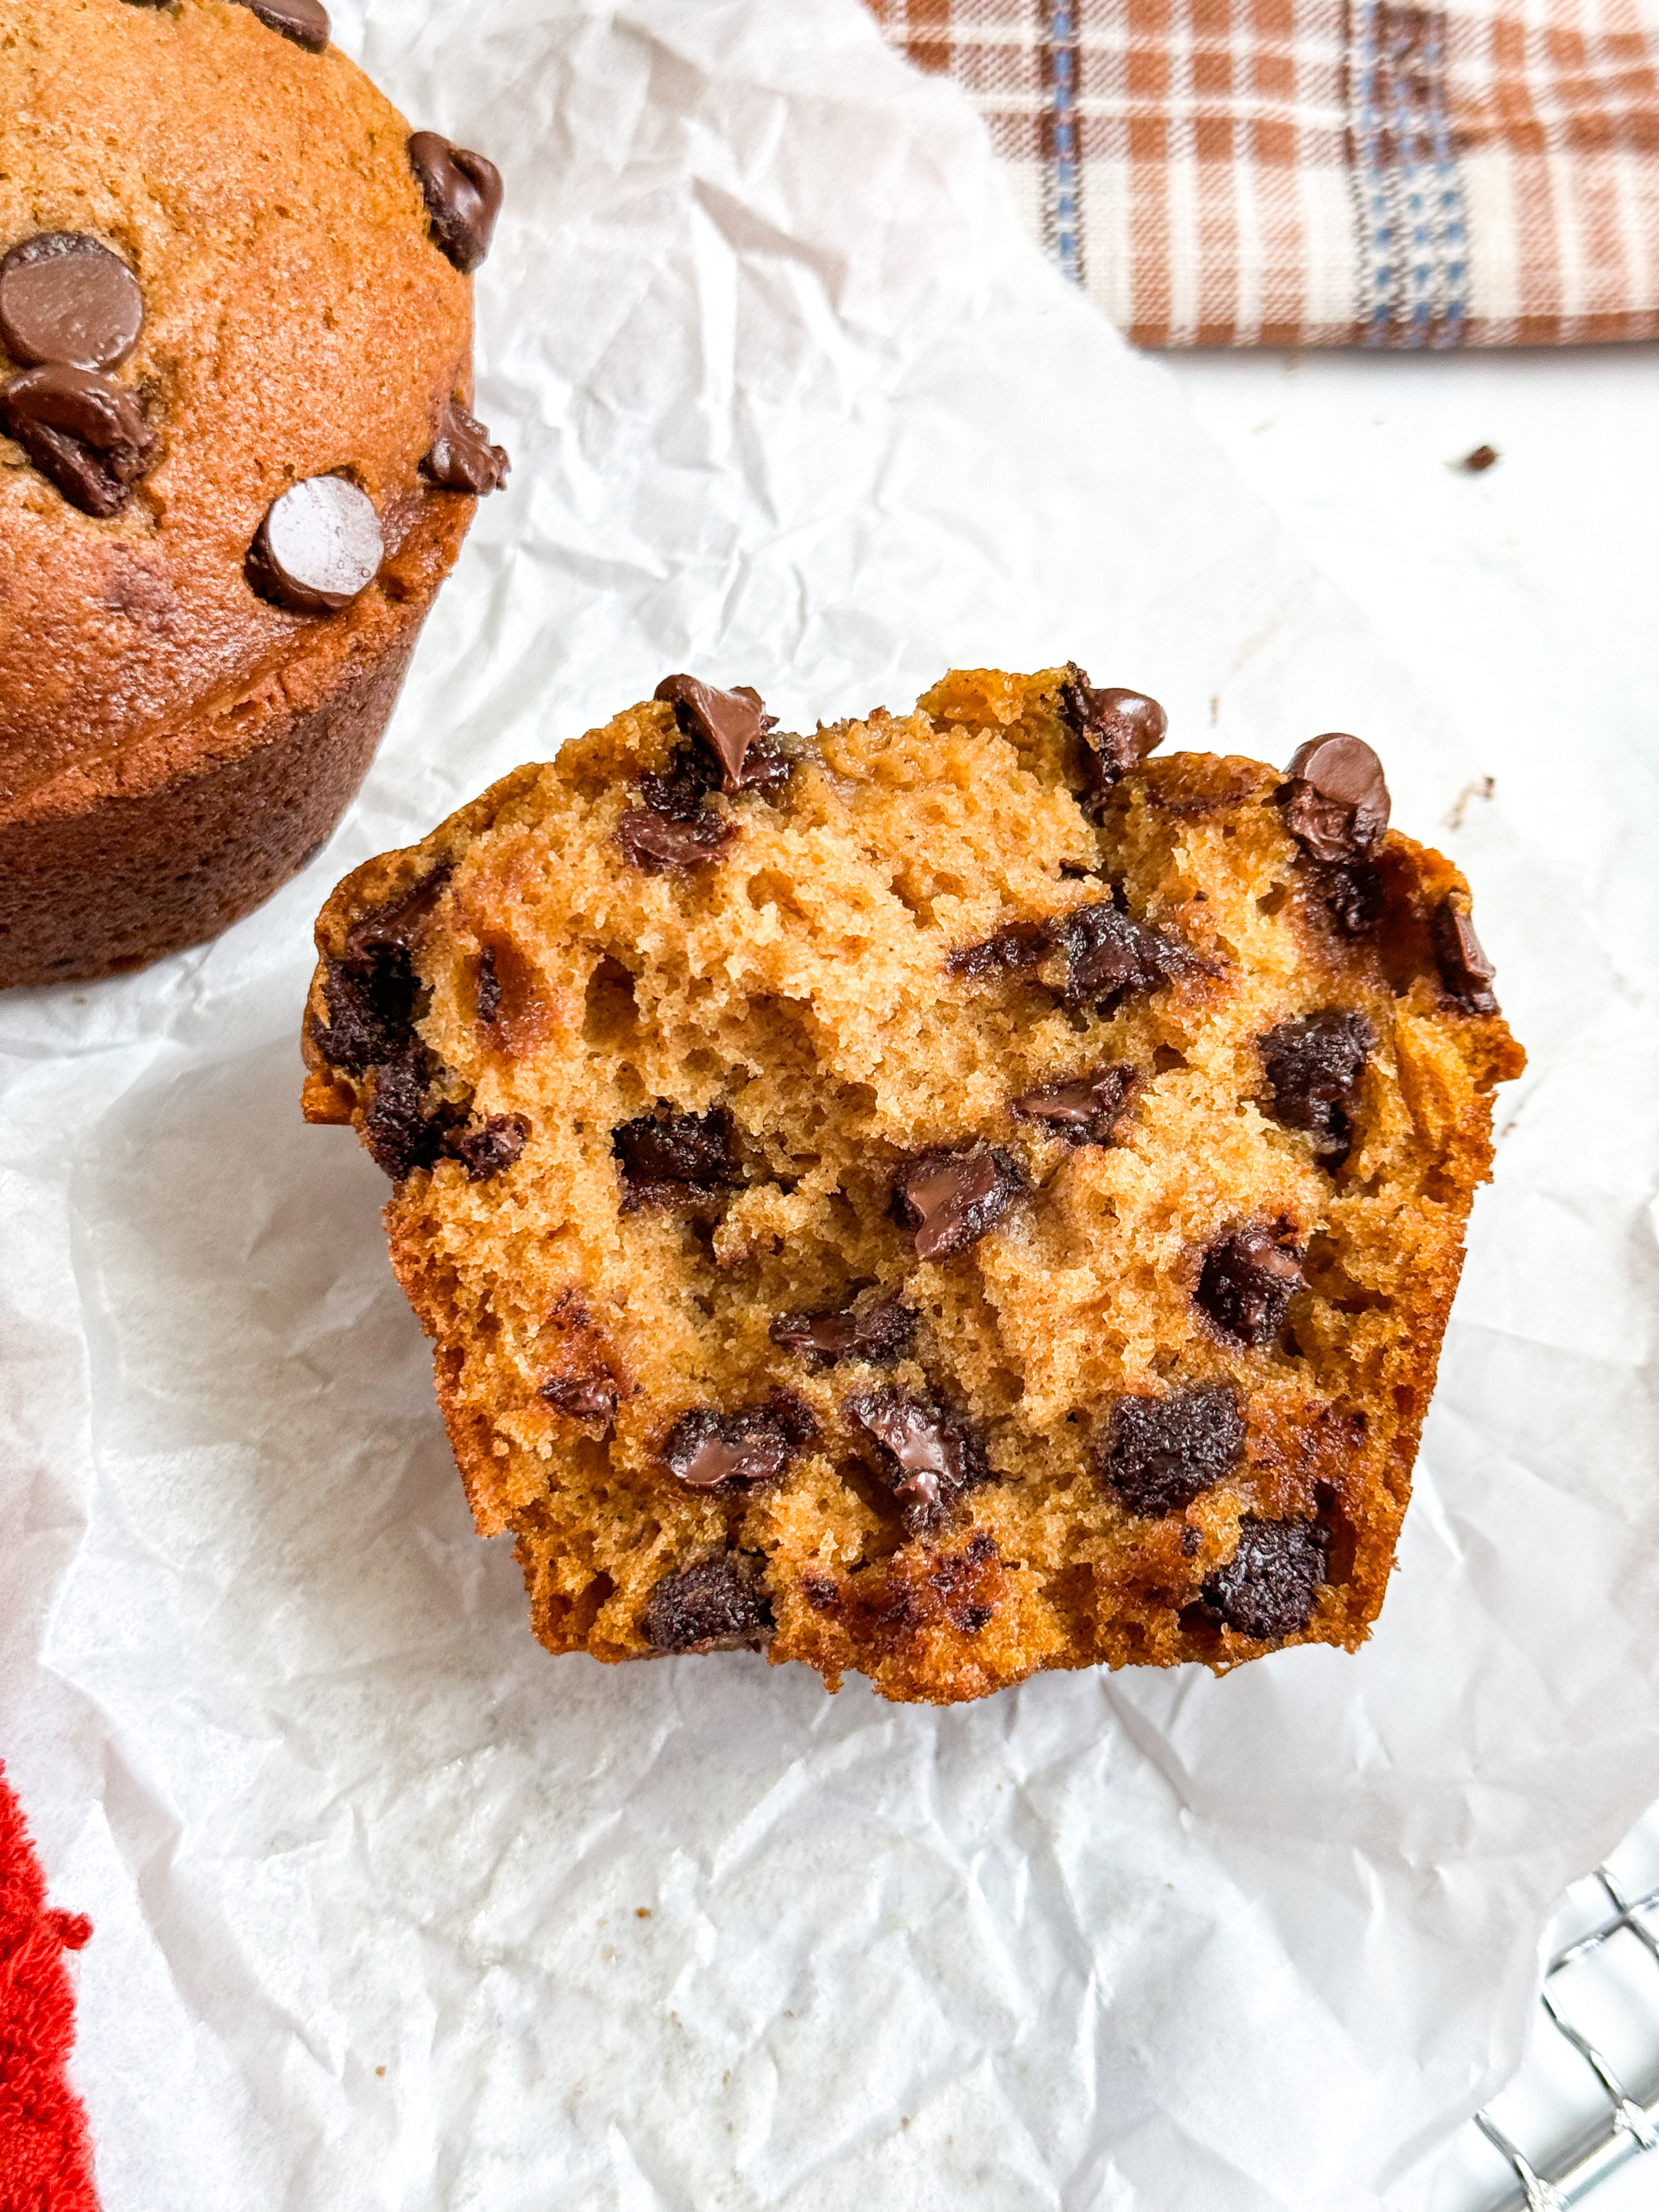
[{"xmin": 3, "ymin": 4, "xmax": 1657, "ymax": 2207}]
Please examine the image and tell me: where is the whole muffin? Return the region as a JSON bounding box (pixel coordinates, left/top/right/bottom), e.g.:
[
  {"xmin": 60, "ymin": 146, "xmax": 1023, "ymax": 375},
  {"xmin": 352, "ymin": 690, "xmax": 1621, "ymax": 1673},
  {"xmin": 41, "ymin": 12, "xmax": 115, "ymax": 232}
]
[{"xmin": 0, "ymin": 0, "xmax": 510, "ymax": 988}]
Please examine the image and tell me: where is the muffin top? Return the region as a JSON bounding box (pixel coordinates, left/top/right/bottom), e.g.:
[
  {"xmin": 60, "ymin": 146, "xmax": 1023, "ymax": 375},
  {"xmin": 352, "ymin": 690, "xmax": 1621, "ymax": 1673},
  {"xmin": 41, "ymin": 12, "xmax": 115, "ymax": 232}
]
[{"xmin": 0, "ymin": 0, "xmax": 487, "ymax": 814}]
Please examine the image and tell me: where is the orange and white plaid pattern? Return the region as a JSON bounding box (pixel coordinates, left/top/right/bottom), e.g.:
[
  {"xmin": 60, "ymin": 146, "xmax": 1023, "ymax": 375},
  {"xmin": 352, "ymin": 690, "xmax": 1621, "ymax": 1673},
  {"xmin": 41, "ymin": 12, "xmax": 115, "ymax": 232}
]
[{"xmin": 868, "ymin": 0, "xmax": 1659, "ymax": 344}]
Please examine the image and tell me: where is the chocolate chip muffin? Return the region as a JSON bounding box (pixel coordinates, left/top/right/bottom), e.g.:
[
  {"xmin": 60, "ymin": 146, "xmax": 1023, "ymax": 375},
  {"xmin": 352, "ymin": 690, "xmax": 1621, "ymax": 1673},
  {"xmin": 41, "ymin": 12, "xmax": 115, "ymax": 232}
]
[
  {"xmin": 302, "ymin": 667, "xmax": 1524, "ymax": 1705},
  {"xmin": 0, "ymin": 0, "xmax": 510, "ymax": 988}
]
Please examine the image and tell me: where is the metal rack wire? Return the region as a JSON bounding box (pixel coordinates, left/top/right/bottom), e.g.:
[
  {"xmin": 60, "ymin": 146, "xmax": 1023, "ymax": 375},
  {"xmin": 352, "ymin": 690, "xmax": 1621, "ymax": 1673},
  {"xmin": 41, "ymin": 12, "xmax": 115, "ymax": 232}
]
[{"xmin": 1448, "ymin": 1818, "xmax": 1659, "ymax": 2211}]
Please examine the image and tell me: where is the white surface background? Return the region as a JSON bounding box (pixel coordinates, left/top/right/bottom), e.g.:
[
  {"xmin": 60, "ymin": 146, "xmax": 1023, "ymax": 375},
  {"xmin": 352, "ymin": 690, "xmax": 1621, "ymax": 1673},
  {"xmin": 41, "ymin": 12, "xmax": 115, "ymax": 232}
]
[{"xmin": 2, "ymin": 7, "xmax": 1657, "ymax": 2210}]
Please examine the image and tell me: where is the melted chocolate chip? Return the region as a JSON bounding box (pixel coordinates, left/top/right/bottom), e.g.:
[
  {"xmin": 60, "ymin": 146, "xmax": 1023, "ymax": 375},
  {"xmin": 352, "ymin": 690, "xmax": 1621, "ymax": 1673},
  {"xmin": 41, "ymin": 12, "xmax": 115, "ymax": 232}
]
[
  {"xmin": 236, "ymin": 0, "xmax": 329, "ymax": 47},
  {"xmin": 1056, "ymin": 900, "xmax": 1210, "ymax": 1005},
  {"xmin": 1058, "ymin": 667, "xmax": 1168, "ymax": 816},
  {"xmin": 311, "ymin": 867, "xmax": 451, "ymax": 1076},
  {"xmin": 894, "ymin": 1144, "xmax": 1028, "ymax": 1263},
  {"xmin": 1278, "ymin": 735, "xmax": 1390, "ymax": 865},
  {"xmin": 1204, "ymin": 1519, "xmax": 1328, "ymax": 1640},
  {"xmin": 1011, "ymin": 1063, "xmax": 1140, "ymax": 1147},
  {"xmin": 653, "ymin": 675, "xmax": 783, "ymax": 795},
  {"xmin": 658, "ymin": 1392, "xmax": 816, "ymax": 1489},
  {"xmin": 613, "ymin": 1104, "xmax": 740, "ymax": 1207},
  {"xmin": 644, "ymin": 1556, "xmax": 772, "ymax": 1652},
  {"xmin": 1197, "ymin": 1222, "xmax": 1306, "ymax": 1347},
  {"xmin": 422, "ymin": 399, "xmax": 509, "ymax": 495},
  {"xmin": 1259, "ymin": 1011, "xmax": 1376, "ymax": 1166},
  {"xmin": 1101, "ymin": 1386, "xmax": 1245, "ymax": 1515},
  {"xmin": 1431, "ymin": 902, "xmax": 1500, "ymax": 1014},
  {"xmin": 408, "ymin": 132, "xmax": 504, "ymax": 273},
  {"xmin": 1, "ymin": 365, "xmax": 154, "ymax": 517},
  {"xmin": 1323, "ymin": 861, "xmax": 1383, "ymax": 938},
  {"xmin": 946, "ymin": 919, "xmax": 1054, "ymax": 981},
  {"xmin": 770, "ymin": 1294, "xmax": 915, "ymax": 1365},
  {"xmin": 247, "ymin": 477, "xmax": 383, "ymax": 614},
  {"xmin": 844, "ymin": 1387, "xmax": 988, "ymax": 1530},
  {"xmin": 0, "ymin": 233, "xmax": 143, "ymax": 371},
  {"xmin": 615, "ymin": 806, "xmax": 735, "ymax": 875},
  {"xmin": 539, "ymin": 1374, "xmax": 619, "ymax": 1426},
  {"xmin": 475, "ymin": 947, "xmax": 501, "ymax": 1026},
  {"xmin": 362, "ymin": 1043, "xmax": 459, "ymax": 1182},
  {"xmin": 449, "ymin": 1113, "xmax": 527, "ymax": 1182}
]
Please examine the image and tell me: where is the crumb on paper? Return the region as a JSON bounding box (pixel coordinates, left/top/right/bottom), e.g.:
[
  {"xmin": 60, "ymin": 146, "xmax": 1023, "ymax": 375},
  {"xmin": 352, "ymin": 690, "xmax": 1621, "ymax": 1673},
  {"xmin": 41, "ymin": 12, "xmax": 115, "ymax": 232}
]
[
  {"xmin": 1457, "ymin": 443, "xmax": 1500, "ymax": 473},
  {"xmin": 635, "ymin": 1906, "xmax": 651, "ymax": 1918},
  {"xmin": 1446, "ymin": 774, "xmax": 1496, "ymax": 832}
]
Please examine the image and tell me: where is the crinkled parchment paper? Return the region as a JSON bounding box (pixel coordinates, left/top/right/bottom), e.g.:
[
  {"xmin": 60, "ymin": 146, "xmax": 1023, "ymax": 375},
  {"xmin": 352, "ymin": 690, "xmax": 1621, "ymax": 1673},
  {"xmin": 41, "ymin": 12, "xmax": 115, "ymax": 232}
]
[{"xmin": 2, "ymin": 4, "xmax": 1656, "ymax": 2207}]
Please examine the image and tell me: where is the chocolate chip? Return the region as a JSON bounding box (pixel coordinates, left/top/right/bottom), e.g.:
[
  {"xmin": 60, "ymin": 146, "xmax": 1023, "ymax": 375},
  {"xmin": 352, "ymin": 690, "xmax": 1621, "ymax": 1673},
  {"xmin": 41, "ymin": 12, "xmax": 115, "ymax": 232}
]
[
  {"xmin": 247, "ymin": 476, "xmax": 383, "ymax": 614},
  {"xmin": 448, "ymin": 1113, "xmax": 527, "ymax": 1182},
  {"xmin": 615, "ymin": 806, "xmax": 735, "ymax": 874},
  {"xmin": 644, "ymin": 1556, "xmax": 772, "ymax": 1652},
  {"xmin": 1259, "ymin": 1011, "xmax": 1376, "ymax": 1165},
  {"xmin": 653, "ymin": 675, "xmax": 784, "ymax": 795},
  {"xmin": 0, "ymin": 365, "xmax": 154, "ymax": 517},
  {"xmin": 1100, "ymin": 1385, "xmax": 1245, "ymax": 1515},
  {"xmin": 946, "ymin": 919, "xmax": 1054, "ymax": 981},
  {"xmin": 844, "ymin": 1387, "xmax": 988, "ymax": 1530},
  {"xmin": 1323, "ymin": 862, "xmax": 1383, "ymax": 937},
  {"xmin": 0, "ymin": 234, "xmax": 143, "ymax": 371},
  {"xmin": 658, "ymin": 1392, "xmax": 817, "ymax": 1489},
  {"xmin": 539, "ymin": 1374, "xmax": 619, "ymax": 1426},
  {"xmin": 236, "ymin": 0, "xmax": 330, "ymax": 46},
  {"xmin": 613, "ymin": 1104, "xmax": 740, "ymax": 1207},
  {"xmin": 1056, "ymin": 899, "xmax": 1211, "ymax": 1005},
  {"xmin": 1459, "ymin": 443, "xmax": 1500, "ymax": 473},
  {"xmin": 311, "ymin": 866, "xmax": 451, "ymax": 1076},
  {"xmin": 421, "ymin": 399, "xmax": 509, "ymax": 495},
  {"xmin": 362, "ymin": 1043, "xmax": 459, "ymax": 1182},
  {"xmin": 1204, "ymin": 1520, "xmax": 1328, "ymax": 1640},
  {"xmin": 894, "ymin": 1144, "xmax": 1028, "ymax": 1262},
  {"xmin": 1431, "ymin": 902, "xmax": 1500, "ymax": 1014},
  {"xmin": 770, "ymin": 1293, "xmax": 916, "ymax": 1365},
  {"xmin": 475, "ymin": 947, "xmax": 501, "ymax": 1026},
  {"xmin": 408, "ymin": 132, "xmax": 504, "ymax": 273},
  {"xmin": 1058, "ymin": 667, "xmax": 1168, "ymax": 816},
  {"xmin": 1011, "ymin": 1063, "xmax": 1140, "ymax": 1147},
  {"xmin": 1278, "ymin": 735, "xmax": 1390, "ymax": 864},
  {"xmin": 1197, "ymin": 1222, "xmax": 1306, "ymax": 1347}
]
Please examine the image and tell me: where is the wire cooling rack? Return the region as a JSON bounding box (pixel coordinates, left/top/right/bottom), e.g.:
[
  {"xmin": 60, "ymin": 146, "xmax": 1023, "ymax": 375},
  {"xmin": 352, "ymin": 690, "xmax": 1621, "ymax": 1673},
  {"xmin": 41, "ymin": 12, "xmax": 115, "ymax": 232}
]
[{"xmin": 1430, "ymin": 1804, "xmax": 1659, "ymax": 2210}]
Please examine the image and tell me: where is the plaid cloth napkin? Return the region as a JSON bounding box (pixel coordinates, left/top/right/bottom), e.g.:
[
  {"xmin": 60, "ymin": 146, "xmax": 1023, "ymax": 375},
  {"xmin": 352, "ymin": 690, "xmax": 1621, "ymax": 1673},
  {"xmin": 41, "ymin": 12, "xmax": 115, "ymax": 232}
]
[{"xmin": 868, "ymin": 0, "xmax": 1659, "ymax": 344}]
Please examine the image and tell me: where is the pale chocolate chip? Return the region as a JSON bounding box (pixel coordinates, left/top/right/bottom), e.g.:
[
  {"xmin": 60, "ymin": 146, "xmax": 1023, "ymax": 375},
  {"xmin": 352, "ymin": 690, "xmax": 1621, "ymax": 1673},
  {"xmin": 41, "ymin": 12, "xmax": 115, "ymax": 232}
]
[
  {"xmin": 1204, "ymin": 1520, "xmax": 1328, "ymax": 1639},
  {"xmin": 844, "ymin": 1387, "xmax": 988, "ymax": 1528},
  {"xmin": 657, "ymin": 1393, "xmax": 817, "ymax": 1489},
  {"xmin": 247, "ymin": 477, "xmax": 383, "ymax": 614},
  {"xmin": 1258, "ymin": 1011, "xmax": 1376, "ymax": 1166},
  {"xmin": 1058, "ymin": 667, "xmax": 1168, "ymax": 816},
  {"xmin": 1431, "ymin": 902, "xmax": 1500, "ymax": 1014},
  {"xmin": 894, "ymin": 1144, "xmax": 1028, "ymax": 1263},
  {"xmin": 422, "ymin": 399, "xmax": 509, "ymax": 495},
  {"xmin": 615, "ymin": 806, "xmax": 735, "ymax": 874},
  {"xmin": 1100, "ymin": 1386, "xmax": 1245, "ymax": 1515},
  {"xmin": 613, "ymin": 1104, "xmax": 740, "ymax": 1207},
  {"xmin": 408, "ymin": 132, "xmax": 503, "ymax": 273},
  {"xmin": 770, "ymin": 1294, "xmax": 915, "ymax": 1365},
  {"xmin": 0, "ymin": 233, "xmax": 143, "ymax": 371},
  {"xmin": 644, "ymin": 1556, "xmax": 772, "ymax": 1652},
  {"xmin": 0, "ymin": 364, "xmax": 154, "ymax": 517},
  {"xmin": 236, "ymin": 0, "xmax": 330, "ymax": 48},
  {"xmin": 654, "ymin": 675, "xmax": 781, "ymax": 795},
  {"xmin": 1278, "ymin": 735, "xmax": 1390, "ymax": 865},
  {"xmin": 539, "ymin": 1374, "xmax": 619, "ymax": 1426},
  {"xmin": 1011, "ymin": 1063, "xmax": 1140, "ymax": 1147},
  {"xmin": 1197, "ymin": 1222, "xmax": 1306, "ymax": 1347}
]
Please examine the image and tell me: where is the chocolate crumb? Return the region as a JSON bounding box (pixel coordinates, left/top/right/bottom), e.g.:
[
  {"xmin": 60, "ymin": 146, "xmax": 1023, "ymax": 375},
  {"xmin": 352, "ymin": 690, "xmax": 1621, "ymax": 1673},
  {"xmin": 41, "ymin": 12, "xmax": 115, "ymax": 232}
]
[
  {"xmin": 1101, "ymin": 1385, "xmax": 1245, "ymax": 1515},
  {"xmin": 1431, "ymin": 902, "xmax": 1500, "ymax": 1014},
  {"xmin": 1197, "ymin": 1221, "xmax": 1306, "ymax": 1347},
  {"xmin": 613, "ymin": 1104, "xmax": 740, "ymax": 1207},
  {"xmin": 770, "ymin": 1294, "xmax": 916, "ymax": 1365},
  {"xmin": 1011, "ymin": 1063, "xmax": 1140, "ymax": 1147},
  {"xmin": 644, "ymin": 1556, "xmax": 772, "ymax": 1652},
  {"xmin": 893, "ymin": 1144, "xmax": 1028, "ymax": 1262},
  {"xmin": 1258, "ymin": 1011, "xmax": 1376, "ymax": 1166},
  {"xmin": 657, "ymin": 1392, "xmax": 817, "ymax": 1489},
  {"xmin": 1458, "ymin": 444, "xmax": 1500, "ymax": 473},
  {"xmin": 1204, "ymin": 1520, "xmax": 1328, "ymax": 1639}
]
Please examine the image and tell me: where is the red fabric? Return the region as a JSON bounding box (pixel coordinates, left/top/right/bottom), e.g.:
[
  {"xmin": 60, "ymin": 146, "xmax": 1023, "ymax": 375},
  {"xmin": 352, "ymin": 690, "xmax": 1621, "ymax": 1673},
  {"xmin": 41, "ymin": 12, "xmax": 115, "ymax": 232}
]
[{"xmin": 0, "ymin": 1765, "xmax": 97, "ymax": 2212}]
